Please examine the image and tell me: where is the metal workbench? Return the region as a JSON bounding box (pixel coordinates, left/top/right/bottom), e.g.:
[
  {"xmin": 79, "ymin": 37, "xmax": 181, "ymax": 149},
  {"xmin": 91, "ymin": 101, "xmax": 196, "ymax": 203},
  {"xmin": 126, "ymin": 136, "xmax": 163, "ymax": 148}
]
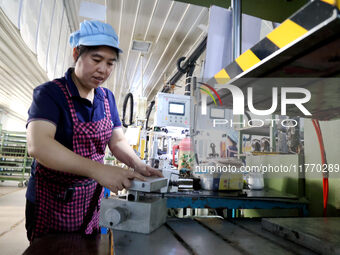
[
  {"xmin": 148, "ymin": 189, "xmax": 309, "ymax": 216},
  {"xmin": 24, "ymin": 218, "xmax": 322, "ymax": 255}
]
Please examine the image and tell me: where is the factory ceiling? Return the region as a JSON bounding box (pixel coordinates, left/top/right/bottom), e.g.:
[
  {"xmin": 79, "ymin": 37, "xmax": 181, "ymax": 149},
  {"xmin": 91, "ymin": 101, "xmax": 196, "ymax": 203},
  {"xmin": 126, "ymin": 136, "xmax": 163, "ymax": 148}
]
[{"xmin": 0, "ymin": 0, "xmax": 306, "ymax": 123}]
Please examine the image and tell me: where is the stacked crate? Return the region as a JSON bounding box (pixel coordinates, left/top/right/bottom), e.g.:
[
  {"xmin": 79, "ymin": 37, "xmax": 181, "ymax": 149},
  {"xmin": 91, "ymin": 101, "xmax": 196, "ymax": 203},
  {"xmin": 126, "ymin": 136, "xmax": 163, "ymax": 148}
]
[{"xmin": 0, "ymin": 129, "xmax": 32, "ymax": 187}]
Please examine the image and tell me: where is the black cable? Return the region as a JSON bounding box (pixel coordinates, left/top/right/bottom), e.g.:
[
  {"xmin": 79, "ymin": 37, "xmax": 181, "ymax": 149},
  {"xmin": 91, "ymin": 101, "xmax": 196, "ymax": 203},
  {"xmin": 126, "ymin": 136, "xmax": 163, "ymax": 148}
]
[
  {"xmin": 144, "ymin": 100, "xmax": 155, "ymax": 156},
  {"xmin": 176, "ymin": 56, "xmax": 187, "ymax": 73},
  {"xmin": 145, "ymin": 100, "xmax": 155, "ymax": 131},
  {"xmin": 122, "ymin": 93, "xmax": 134, "ymax": 128}
]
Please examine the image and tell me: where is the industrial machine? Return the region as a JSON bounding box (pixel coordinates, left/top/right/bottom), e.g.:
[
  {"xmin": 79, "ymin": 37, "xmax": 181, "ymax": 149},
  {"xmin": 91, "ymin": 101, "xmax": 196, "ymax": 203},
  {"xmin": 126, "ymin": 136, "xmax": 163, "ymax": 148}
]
[
  {"xmin": 148, "ymin": 92, "xmax": 194, "ymax": 190},
  {"xmin": 147, "ymin": 129, "xmax": 194, "ymax": 192},
  {"xmin": 99, "ymin": 177, "xmax": 168, "ymax": 234},
  {"xmin": 154, "ymin": 92, "xmax": 191, "ymax": 128}
]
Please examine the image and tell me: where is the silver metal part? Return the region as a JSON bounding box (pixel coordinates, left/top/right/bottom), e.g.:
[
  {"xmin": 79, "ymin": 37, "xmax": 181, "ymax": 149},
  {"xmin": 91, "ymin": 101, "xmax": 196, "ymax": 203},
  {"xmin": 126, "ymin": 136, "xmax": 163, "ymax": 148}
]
[
  {"xmin": 104, "ymin": 207, "xmax": 129, "ymax": 227},
  {"xmin": 100, "ymin": 196, "xmax": 167, "ymax": 234},
  {"xmin": 100, "ymin": 176, "xmax": 168, "ymax": 234},
  {"xmin": 129, "ymin": 177, "xmax": 167, "ymax": 192},
  {"xmin": 177, "ymin": 178, "xmax": 193, "ymax": 190},
  {"xmin": 160, "ymin": 169, "xmax": 179, "ymax": 193},
  {"xmin": 126, "ymin": 190, "xmax": 140, "ymax": 201}
]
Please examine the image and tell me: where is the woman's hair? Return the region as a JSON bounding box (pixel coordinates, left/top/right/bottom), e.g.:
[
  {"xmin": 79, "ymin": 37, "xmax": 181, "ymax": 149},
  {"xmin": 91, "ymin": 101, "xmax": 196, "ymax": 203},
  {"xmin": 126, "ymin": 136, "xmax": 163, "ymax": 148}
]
[{"xmin": 75, "ymin": 45, "xmax": 120, "ymax": 62}]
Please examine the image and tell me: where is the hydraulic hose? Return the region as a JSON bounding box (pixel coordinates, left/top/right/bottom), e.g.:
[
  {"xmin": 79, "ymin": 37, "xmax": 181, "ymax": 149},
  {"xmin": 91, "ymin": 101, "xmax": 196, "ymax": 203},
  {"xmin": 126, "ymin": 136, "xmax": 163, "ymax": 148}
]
[
  {"xmin": 145, "ymin": 100, "xmax": 155, "ymax": 131},
  {"xmin": 312, "ymin": 119, "xmax": 328, "ymax": 217},
  {"xmin": 122, "ymin": 93, "xmax": 134, "ymax": 128}
]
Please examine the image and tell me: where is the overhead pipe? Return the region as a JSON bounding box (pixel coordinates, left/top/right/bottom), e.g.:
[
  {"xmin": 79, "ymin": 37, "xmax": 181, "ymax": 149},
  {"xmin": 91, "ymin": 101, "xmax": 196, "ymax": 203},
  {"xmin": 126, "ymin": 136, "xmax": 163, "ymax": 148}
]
[
  {"xmin": 231, "ymin": 0, "xmax": 243, "ymax": 158},
  {"xmin": 162, "ymin": 36, "xmax": 207, "ymax": 93},
  {"xmin": 165, "ymin": 0, "xmax": 240, "ymax": 91},
  {"xmin": 232, "ymin": 0, "xmax": 242, "ymax": 61},
  {"xmin": 176, "ymin": 57, "xmax": 196, "ymax": 96}
]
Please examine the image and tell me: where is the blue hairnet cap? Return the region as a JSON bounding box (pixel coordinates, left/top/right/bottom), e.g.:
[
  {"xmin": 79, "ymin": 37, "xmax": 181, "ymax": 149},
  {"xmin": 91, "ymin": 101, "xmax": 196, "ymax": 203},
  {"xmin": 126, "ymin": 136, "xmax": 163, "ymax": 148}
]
[
  {"xmin": 69, "ymin": 20, "xmax": 123, "ymax": 53},
  {"xmin": 228, "ymin": 129, "xmax": 239, "ymax": 144}
]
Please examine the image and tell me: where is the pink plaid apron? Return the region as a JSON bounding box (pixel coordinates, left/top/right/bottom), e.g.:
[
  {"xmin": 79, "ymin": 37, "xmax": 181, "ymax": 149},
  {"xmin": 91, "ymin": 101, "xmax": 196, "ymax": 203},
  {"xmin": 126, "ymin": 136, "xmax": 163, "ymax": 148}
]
[{"xmin": 31, "ymin": 80, "xmax": 113, "ymax": 241}]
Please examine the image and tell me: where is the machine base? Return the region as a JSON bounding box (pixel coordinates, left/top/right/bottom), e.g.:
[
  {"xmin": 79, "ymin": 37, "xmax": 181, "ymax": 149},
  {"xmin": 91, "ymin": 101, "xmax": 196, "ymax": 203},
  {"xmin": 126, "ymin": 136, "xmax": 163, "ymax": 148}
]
[{"xmin": 100, "ymin": 196, "xmax": 167, "ymax": 234}]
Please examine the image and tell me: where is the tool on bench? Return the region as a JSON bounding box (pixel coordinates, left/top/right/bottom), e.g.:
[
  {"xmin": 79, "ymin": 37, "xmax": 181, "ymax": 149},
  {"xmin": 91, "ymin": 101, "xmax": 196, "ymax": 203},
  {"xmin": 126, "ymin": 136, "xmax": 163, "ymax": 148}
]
[{"xmin": 99, "ymin": 177, "xmax": 168, "ymax": 234}]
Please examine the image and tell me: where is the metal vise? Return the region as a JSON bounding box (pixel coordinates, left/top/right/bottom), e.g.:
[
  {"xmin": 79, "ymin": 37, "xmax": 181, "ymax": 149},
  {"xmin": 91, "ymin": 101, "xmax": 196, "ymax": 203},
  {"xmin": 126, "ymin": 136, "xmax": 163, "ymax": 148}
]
[{"xmin": 99, "ymin": 177, "xmax": 168, "ymax": 234}]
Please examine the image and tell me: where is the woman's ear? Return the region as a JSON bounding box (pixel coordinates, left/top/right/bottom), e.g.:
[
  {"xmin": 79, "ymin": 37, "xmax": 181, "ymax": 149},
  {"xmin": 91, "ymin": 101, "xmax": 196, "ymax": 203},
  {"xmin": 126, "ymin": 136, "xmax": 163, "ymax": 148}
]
[{"xmin": 72, "ymin": 47, "xmax": 79, "ymax": 62}]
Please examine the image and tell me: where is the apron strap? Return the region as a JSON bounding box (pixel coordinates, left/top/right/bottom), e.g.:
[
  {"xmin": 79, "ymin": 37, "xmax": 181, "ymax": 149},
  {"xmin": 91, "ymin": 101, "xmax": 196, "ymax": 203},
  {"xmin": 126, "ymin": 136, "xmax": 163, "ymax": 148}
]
[
  {"xmin": 52, "ymin": 79, "xmax": 79, "ymax": 124},
  {"xmin": 79, "ymin": 183, "xmax": 103, "ymax": 233},
  {"xmin": 100, "ymin": 87, "xmax": 112, "ymax": 121}
]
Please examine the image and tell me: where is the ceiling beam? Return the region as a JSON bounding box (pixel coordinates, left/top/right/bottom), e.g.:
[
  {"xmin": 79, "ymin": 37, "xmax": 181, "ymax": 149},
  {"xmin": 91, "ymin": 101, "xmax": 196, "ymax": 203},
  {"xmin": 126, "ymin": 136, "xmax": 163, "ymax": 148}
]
[{"xmin": 174, "ymin": 0, "xmax": 308, "ymax": 23}]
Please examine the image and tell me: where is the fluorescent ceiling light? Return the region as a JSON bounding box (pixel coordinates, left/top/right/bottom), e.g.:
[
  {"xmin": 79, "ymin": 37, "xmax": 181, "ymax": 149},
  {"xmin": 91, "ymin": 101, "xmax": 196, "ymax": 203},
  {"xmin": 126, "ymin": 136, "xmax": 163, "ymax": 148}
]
[{"xmin": 131, "ymin": 40, "xmax": 152, "ymax": 53}]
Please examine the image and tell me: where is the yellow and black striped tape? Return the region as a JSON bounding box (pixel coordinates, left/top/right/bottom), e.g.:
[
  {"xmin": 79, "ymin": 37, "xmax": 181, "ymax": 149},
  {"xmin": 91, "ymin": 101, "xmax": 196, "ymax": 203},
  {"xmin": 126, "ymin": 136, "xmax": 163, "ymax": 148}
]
[
  {"xmin": 212, "ymin": 0, "xmax": 338, "ymax": 85},
  {"xmin": 321, "ymin": 0, "xmax": 340, "ymax": 10}
]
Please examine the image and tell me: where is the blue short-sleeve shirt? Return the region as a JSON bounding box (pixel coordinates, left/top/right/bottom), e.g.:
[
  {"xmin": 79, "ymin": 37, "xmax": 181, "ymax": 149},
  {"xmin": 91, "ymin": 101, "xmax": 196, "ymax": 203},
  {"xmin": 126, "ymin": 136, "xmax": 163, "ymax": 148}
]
[{"xmin": 26, "ymin": 68, "xmax": 122, "ymax": 202}]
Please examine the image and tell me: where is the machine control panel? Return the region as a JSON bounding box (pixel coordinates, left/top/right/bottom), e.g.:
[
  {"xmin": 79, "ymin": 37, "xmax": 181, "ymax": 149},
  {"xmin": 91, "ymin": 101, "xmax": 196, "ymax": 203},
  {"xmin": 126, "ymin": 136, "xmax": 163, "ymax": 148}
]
[{"xmin": 154, "ymin": 92, "xmax": 191, "ymax": 128}]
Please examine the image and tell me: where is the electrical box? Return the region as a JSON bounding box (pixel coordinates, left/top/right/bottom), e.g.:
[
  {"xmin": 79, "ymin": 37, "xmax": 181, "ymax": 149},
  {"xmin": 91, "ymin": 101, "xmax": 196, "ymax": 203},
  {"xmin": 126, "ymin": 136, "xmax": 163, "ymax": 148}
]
[{"xmin": 154, "ymin": 92, "xmax": 191, "ymax": 128}]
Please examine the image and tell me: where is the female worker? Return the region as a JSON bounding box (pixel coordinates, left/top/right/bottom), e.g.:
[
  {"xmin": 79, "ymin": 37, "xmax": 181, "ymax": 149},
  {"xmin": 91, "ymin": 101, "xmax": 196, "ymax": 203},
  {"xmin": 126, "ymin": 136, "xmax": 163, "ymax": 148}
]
[{"xmin": 25, "ymin": 20, "xmax": 162, "ymax": 241}]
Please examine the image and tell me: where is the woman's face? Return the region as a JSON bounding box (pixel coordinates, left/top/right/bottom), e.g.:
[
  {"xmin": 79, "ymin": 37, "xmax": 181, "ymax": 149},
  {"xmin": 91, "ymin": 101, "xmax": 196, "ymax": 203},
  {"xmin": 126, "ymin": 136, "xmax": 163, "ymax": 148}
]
[{"xmin": 74, "ymin": 46, "xmax": 117, "ymax": 90}]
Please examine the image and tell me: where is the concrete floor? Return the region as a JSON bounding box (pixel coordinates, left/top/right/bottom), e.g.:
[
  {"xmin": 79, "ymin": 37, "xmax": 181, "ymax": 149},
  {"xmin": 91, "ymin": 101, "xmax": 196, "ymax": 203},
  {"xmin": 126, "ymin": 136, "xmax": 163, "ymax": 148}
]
[{"xmin": 0, "ymin": 181, "xmax": 29, "ymax": 254}]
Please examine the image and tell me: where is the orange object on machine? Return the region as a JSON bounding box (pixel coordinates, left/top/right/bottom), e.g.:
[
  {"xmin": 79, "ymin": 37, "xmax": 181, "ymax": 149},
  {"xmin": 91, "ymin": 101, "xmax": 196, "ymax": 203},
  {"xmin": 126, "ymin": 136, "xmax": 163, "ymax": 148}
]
[
  {"xmin": 312, "ymin": 119, "xmax": 328, "ymax": 217},
  {"xmin": 172, "ymin": 137, "xmax": 192, "ymax": 170},
  {"xmin": 220, "ymin": 141, "xmax": 226, "ymax": 158}
]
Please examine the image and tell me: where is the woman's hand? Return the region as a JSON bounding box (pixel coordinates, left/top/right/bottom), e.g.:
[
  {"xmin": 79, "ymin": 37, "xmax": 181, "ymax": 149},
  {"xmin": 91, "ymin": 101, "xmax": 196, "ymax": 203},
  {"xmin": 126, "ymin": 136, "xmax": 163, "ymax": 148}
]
[
  {"xmin": 133, "ymin": 162, "xmax": 163, "ymax": 177},
  {"xmin": 92, "ymin": 165, "xmax": 146, "ymax": 193}
]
